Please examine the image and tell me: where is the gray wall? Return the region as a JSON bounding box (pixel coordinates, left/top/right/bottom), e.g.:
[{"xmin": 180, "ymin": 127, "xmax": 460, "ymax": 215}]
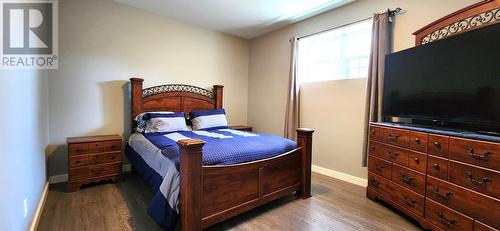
[
  {"xmin": 247, "ymin": 0, "xmax": 478, "ymax": 179},
  {"xmin": 0, "ymin": 70, "xmax": 49, "ymax": 230},
  {"xmin": 46, "ymin": 0, "xmax": 249, "ymax": 176}
]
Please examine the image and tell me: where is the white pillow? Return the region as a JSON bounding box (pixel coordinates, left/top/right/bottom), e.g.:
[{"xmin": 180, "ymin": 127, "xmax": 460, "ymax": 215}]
[
  {"xmin": 190, "ymin": 109, "xmax": 229, "ymax": 130},
  {"xmin": 143, "ymin": 112, "xmax": 189, "ymax": 133},
  {"xmin": 135, "ymin": 111, "xmax": 173, "ymax": 132}
]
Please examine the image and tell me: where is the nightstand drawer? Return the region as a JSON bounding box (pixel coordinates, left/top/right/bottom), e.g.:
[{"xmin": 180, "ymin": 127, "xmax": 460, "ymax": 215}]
[
  {"xmin": 69, "ymin": 155, "xmax": 91, "ymax": 168},
  {"xmin": 88, "ymin": 163, "xmax": 121, "ymax": 178},
  {"xmin": 104, "ymin": 140, "xmax": 122, "ymax": 152},
  {"xmin": 68, "ymin": 143, "xmax": 89, "ymax": 155},
  {"xmin": 69, "ymin": 162, "xmax": 121, "ymax": 181},
  {"xmin": 94, "ymin": 152, "xmax": 122, "ymax": 165}
]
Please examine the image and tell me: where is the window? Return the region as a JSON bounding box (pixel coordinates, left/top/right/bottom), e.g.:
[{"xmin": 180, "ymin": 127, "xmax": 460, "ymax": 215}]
[{"xmin": 298, "ymin": 19, "xmax": 372, "ymax": 82}]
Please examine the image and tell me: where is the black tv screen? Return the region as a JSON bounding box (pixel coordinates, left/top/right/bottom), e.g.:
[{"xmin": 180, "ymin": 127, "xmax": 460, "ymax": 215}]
[{"xmin": 382, "ymin": 23, "xmax": 500, "ymax": 133}]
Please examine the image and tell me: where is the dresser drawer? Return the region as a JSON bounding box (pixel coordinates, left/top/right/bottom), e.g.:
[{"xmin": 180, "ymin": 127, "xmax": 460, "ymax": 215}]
[
  {"xmin": 449, "ymin": 160, "xmax": 500, "ymax": 199},
  {"xmin": 428, "ymin": 155, "xmax": 449, "ymax": 180},
  {"xmin": 475, "ymin": 221, "xmax": 499, "ymax": 231},
  {"xmin": 427, "ymin": 176, "xmax": 500, "ymax": 229},
  {"xmin": 385, "ymin": 144, "xmax": 410, "ymax": 166},
  {"xmin": 425, "ymin": 198, "xmax": 473, "ymax": 231},
  {"xmin": 392, "ymin": 182, "xmax": 425, "ymax": 217},
  {"xmin": 368, "ymin": 172, "xmax": 393, "ymax": 197},
  {"xmin": 392, "ymin": 164, "xmax": 426, "ymax": 195},
  {"xmin": 369, "ymin": 125, "xmax": 386, "ymax": 142},
  {"xmin": 368, "ymin": 156, "xmax": 392, "ymax": 179},
  {"xmin": 410, "ymin": 131, "xmax": 428, "ymax": 153},
  {"xmin": 450, "ymin": 137, "xmax": 500, "ymax": 171},
  {"xmin": 428, "ymin": 134, "xmax": 450, "ymax": 158},
  {"xmin": 408, "ymin": 151, "xmax": 427, "ymax": 173},
  {"xmin": 69, "ymin": 167, "xmax": 89, "ymax": 181},
  {"xmin": 368, "ymin": 141, "xmax": 388, "ymax": 161},
  {"xmin": 384, "ymin": 127, "xmax": 410, "ymax": 148},
  {"xmin": 69, "ymin": 155, "xmax": 90, "ymax": 168}
]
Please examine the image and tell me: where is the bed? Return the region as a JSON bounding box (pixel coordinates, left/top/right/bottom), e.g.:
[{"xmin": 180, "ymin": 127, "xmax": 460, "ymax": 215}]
[{"xmin": 127, "ymin": 78, "xmax": 314, "ymax": 231}]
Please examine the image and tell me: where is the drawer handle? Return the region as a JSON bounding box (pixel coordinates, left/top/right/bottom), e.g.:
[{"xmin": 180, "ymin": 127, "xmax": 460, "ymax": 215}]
[
  {"xmin": 387, "ymin": 151, "xmax": 399, "ymax": 159},
  {"xmin": 111, "ymin": 145, "xmax": 117, "ymax": 149},
  {"xmin": 413, "ymin": 157, "xmax": 420, "ymax": 163},
  {"xmin": 76, "ymin": 148, "xmax": 83, "ymax": 152},
  {"xmin": 370, "ymin": 179, "xmax": 381, "ymax": 187},
  {"xmin": 375, "ymin": 164, "xmax": 385, "ymax": 172},
  {"xmin": 433, "ymin": 163, "xmax": 440, "ymax": 169},
  {"xmin": 437, "ymin": 212, "xmax": 457, "ymax": 227},
  {"xmin": 75, "ymin": 160, "xmax": 81, "ymax": 164},
  {"xmin": 433, "ymin": 141, "xmax": 441, "ymax": 147},
  {"xmin": 387, "ymin": 134, "xmax": 400, "ymax": 141},
  {"xmin": 403, "ymin": 196, "xmax": 417, "ymax": 207},
  {"xmin": 433, "ymin": 186, "xmax": 452, "ymax": 200},
  {"xmin": 400, "ymin": 174, "xmax": 414, "ymax": 184},
  {"xmin": 414, "ymin": 138, "xmax": 420, "ymax": 143},
  {"xmin": 465, "ymin": 146, "xmax": 492, "ymax": 161},
  {"xmin": 370, "ymin": 146, "xmax": 376, "ymax": 151},
  {"xmin": 464, "ymin": 172, "xmax": 491, "ymax": 185},
  {"xmin": 371, "ymin": 130, "xmax": 376, "ymax": 134}
]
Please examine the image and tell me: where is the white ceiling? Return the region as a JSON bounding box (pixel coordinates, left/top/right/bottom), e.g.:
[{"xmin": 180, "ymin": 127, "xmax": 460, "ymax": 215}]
[{"xmin": 114, "ymin": 0, "xmax": 355, "ymax": 39}]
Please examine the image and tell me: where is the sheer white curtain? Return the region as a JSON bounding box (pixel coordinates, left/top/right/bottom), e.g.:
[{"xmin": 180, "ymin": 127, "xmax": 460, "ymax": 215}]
[{"xmin": 284, "ymin": 37, "xmax": 300, "ymax": 140}]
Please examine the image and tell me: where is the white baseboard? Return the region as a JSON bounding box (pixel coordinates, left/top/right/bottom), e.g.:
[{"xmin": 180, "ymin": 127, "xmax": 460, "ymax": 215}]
[
  {"xmin": 312, "ymin": 165, "xmax": 367, "ymax": 187},
  {"xmin": 29, "ymin": 182, "xmax": 49, "ymax": 231},
  {"xmin": 49, "ymin": 164, "xmax": 132, "ymax": 184}
]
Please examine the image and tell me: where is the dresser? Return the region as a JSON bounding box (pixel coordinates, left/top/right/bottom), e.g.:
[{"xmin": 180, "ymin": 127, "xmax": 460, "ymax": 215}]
[
  {"xmin": 367, "ymin": 123, "xmax": 500, "ymax": 231},
  {"xmin": 67, "ymin": 135, "xmax": 123, "ymax": 192}
]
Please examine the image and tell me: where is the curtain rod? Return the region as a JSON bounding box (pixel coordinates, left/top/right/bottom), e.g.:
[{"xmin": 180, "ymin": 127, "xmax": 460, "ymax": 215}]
[{"xmin": 292, "ymin": 7, "xmax": 402, "ymax": 41}]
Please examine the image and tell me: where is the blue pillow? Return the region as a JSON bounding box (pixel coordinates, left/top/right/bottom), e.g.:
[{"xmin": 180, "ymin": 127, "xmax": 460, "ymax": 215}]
[
  {"xmin": 144, "ymin": 112, "xmax": 189, "ymax": 133},
  {"xmin": 190, "ymin": 109, "xmax": 229, "ymax": 130}
]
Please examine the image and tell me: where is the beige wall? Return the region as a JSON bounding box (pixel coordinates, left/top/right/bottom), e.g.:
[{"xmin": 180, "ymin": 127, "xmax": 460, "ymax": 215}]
[
  {"xmin": 47, "ymin": 0, "xmax": 249, "ymax": 176},
  {"xmin": 0, "ymin": 70, "xmax": 49, "ymax": 231},
  {"xmin": 248, "ymin": 0, "xmax": 478, "ymax": 179}
]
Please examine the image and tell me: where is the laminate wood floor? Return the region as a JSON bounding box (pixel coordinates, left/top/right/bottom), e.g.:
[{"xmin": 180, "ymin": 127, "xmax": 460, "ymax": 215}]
[{"xmin": 38, "ymin": 172, "xmax": 422, "ymax": 231}]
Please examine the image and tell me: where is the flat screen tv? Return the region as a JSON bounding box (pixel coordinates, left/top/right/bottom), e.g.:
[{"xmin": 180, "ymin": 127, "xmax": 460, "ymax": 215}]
[{"xmin": 382, "ymin": 23, "xmax": 500, "ymax": 134}]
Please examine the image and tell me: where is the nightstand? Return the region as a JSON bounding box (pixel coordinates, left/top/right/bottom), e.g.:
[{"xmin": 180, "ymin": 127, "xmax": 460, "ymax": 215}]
[
  {"xmin": 67, "ymin": 135, "xmax": 123, "ymax": 192},
  {"xmin": 230, "ymin": 125, "xmax": 253, "ymax": 132}
]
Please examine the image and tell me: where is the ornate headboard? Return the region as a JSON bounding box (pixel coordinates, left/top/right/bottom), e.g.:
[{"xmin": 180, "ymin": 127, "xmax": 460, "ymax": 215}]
[
  {"xmin": 413, "ymin": 0, "xmax": 500, "ymax": 45},
  {"xmin": 130, "ymin": 78, "xmax": 223, "ymax": 128}
]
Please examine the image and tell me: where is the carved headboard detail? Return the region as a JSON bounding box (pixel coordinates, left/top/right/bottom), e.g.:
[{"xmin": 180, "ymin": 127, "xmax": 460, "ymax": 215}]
[
  {"xmin": 130, "ymin": 78, "xmax": 223, "ymax": 129},
  {"xmin": 413, "ymin": 0, "xmax": 500, "ymax": 45}
]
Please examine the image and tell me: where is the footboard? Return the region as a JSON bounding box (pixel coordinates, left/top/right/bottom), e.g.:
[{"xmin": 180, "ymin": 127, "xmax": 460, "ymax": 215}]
[{"xmin": 177, "ymin": 128, "xmax": 314, "ymax": 231}]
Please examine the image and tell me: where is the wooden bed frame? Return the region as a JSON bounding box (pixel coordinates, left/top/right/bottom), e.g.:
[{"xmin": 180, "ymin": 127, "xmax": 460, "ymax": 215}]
[
  {"xmin": 129, "ymin": 78, "xmax": 314, "ymax": 231},
  {"xmin": 413, "ymin": 0, "xmax": 500, "ymax": 46}
]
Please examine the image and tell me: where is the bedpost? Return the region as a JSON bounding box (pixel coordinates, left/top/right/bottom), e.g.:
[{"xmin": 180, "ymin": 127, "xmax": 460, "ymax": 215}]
[
  {"xmin": 177, "ymin": 138, "xmax": 205, "ymax": 231},
  {"xmin": 130, "ymin": 78, "xmax": 144, "ymax": 127},
  {"xmin": 213, "ymin": 85, "xmax": 223, "ymax": 109},
  {"xmin": 296, "ymin": 128, "xmax": 314, "ymax": 199}
]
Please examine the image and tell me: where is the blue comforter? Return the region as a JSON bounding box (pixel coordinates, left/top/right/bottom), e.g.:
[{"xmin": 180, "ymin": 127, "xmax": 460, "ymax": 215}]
[{"xmin": 126, "ymin": 129, "xmax": 297, "ymax": 230}]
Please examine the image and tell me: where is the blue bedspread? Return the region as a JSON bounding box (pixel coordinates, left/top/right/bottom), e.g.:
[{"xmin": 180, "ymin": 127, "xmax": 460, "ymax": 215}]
[
  {"xmin": 145, "ymin": 129, "xmax": 297, "ymax": 167},
  {"xmin": 126, "ymin": 129, "xmax": 297, "ymax": 230}
]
